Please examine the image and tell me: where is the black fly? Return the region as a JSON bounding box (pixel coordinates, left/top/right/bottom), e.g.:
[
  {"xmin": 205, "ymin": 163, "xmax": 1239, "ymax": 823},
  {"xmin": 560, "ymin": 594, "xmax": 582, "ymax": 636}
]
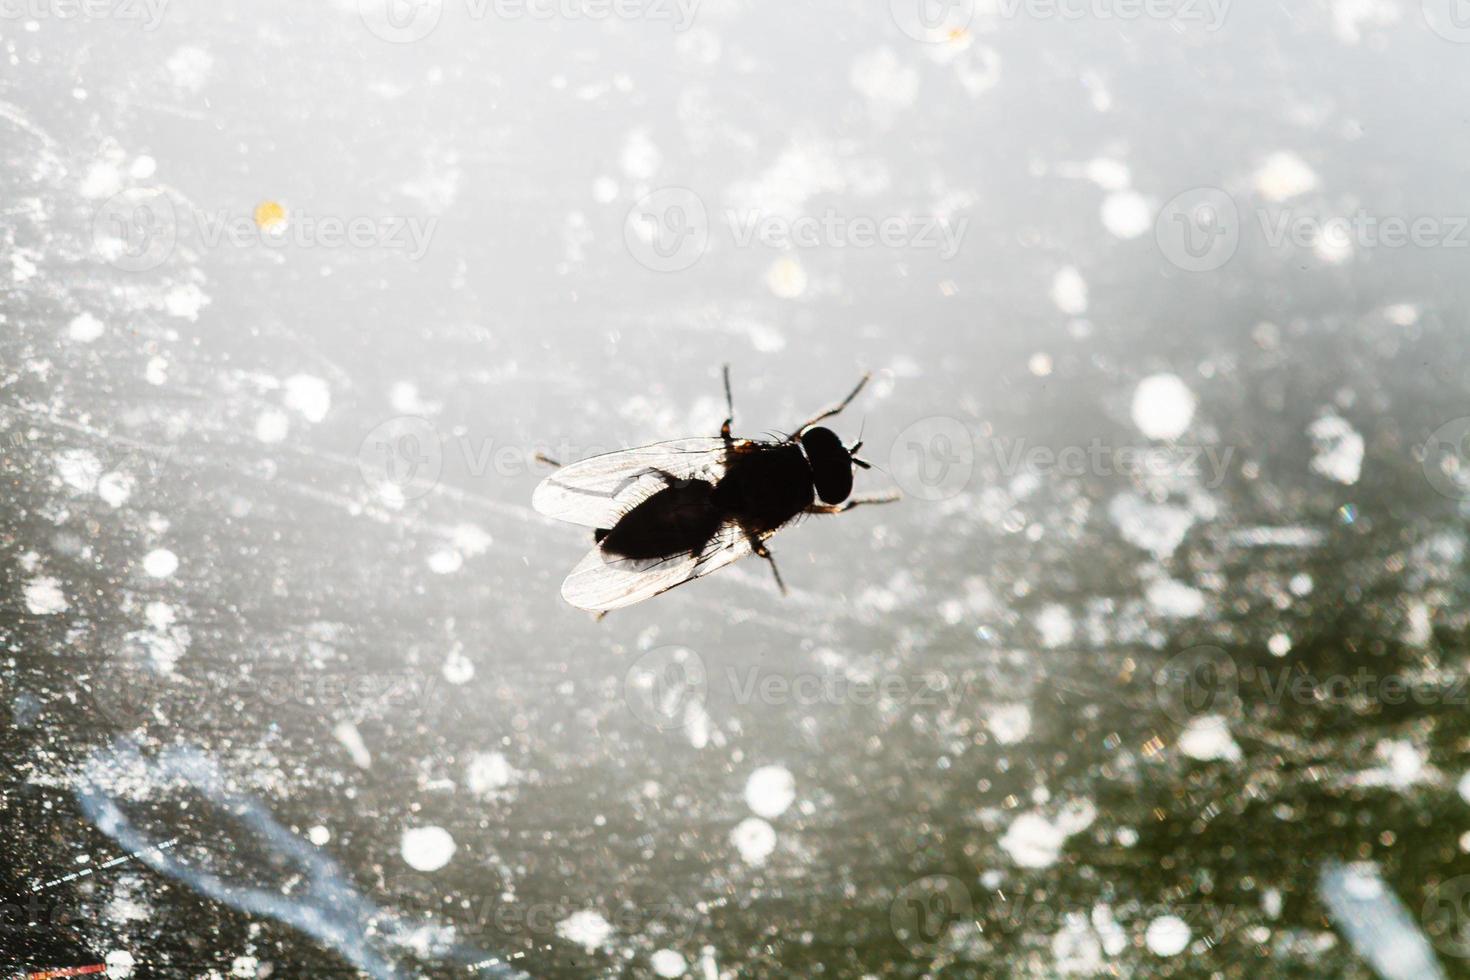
[{"xmin": 533, "ymin": 367, "xmax": 898, "ymax": 612}]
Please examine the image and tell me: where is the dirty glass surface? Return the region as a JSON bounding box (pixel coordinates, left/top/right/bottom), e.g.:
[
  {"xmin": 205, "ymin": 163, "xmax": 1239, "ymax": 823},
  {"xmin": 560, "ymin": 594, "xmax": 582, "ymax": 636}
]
[{"xmin": 4, "ymin": 1, "xmax": 1470, "ymax": 977}]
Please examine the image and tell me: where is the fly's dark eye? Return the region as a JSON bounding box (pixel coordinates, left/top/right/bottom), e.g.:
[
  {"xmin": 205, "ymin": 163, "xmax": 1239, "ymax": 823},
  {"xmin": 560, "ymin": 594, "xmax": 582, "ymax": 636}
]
[{"xmin": 800, "ymin": 426, "xmax": 854, "ymax": 504}]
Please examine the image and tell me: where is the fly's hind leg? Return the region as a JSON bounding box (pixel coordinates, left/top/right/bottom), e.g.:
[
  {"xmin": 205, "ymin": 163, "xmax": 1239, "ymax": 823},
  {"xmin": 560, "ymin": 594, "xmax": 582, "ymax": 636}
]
[
  {"xmin": 807, "ymin": 492, "xmax": 901, "ymax": 515},
  {"xmin": 745, "ymin": 531, "xmax": 787, "ymax": 595}
]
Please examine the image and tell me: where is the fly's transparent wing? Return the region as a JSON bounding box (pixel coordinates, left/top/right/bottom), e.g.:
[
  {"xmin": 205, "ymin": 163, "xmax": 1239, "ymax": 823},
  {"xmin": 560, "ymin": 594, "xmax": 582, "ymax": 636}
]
[
  {"xmin": 532, "ymin": 438, "xmax": 730, "ymax": 529},
  {"xmin": 561, "ymin": 522, "xmax": 766, "ymax": 611}
]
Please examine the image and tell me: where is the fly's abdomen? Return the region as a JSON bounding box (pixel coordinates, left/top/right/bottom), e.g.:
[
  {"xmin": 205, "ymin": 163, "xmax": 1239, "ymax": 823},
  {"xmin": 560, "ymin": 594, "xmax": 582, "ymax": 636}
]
[{"xmin": 599, "ymin": 480, "xmax": 723, "ymax": 560}]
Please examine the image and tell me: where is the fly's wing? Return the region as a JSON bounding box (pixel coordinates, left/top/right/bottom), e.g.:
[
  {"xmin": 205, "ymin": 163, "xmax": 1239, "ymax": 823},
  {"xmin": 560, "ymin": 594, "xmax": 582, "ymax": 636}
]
[
  {"xmin": 561, "ymin": 521, "xmax": 767, "ymax": 612},
  {"xmin": 532, "ymin": 438, "xmax": 729, "ymax": 530}
]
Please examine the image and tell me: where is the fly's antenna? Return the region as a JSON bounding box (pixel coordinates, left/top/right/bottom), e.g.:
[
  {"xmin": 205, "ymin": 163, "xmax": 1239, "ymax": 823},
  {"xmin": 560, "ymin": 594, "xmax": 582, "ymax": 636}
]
[{"xmin": 848, "ymin": 419, "xmax": 871, "ymax": 468}]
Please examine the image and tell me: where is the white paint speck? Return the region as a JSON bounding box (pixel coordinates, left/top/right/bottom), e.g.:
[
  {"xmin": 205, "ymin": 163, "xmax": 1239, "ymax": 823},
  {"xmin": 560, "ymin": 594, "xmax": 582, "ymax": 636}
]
[
  {"xmin": 1177, "ymin": 715, "xmax": 1241, "ymax": 762},
  {"xmin": 166, "ymin": 45, "xmax": 214, "ymax": 91},
  {"xmin": 1100, "ymin": 190, "xmax": 1151, "ymax": 239},
  {"xmin": 1108, "ymin": 493, "xmax": 1197, "ymax": 559},
  {"xmin": 283, "ymin": 374, "xmax": 331, "ymax": 422},
  {"xmin": 620, "ymin": 128, "xmax": 662, "ymax": 180},
  {"xmin": 427, "ymin": 548, "xmax": 463, "ymax": 575},
  {"xmin": 744, "ymin": 765, "xmax": 795, "ymax": 819},
  {"xmin": 68, "ymin": 312, "xmax": 105, "ymax": 342},
  {"xmin": 731, "ymin": 817, "xmax": 777, "ymax": 866},
  {"xmin": 988, "ymin": 703, "xmax": 1032, "ymax": 745},
  {"xmin": 25, "ymin": 577, "xmax": 68, "ymax": 615},
  {"xmin": 466, "ymin": 751, "xmax": 517, "ymax": 799},
  {"xmin": 1268, "ymin": 633, "xmax": 1292, "ymax": 657},
  {"xmin": 443, "ymin": 647, "xmax": 474, "ymax": 684},
  {"xmin": 851, "ymin": 47, "xmax": 920, "ymax": 113},
  {"xmin": 98, "ymin": 472, "xmax": 135, "ymax": 508},
  {"xmin": 651, "ymin": 949, "xmax": 688, "ymax": 977},
  {"xmin": 401, "ymin": 825, "xmax": 456, "ymax": 872},
  {"xmin": 254, "ymin": 408, "xmax": 289, "ymax": 444},
  {"xmin": 557, "ymin": 909, "xmax": 614, "ymax": 950},
  {"xmin": 230, "ymin": 955, "xmax": 259, "ymax": 978},
  {"xmin": 333, "ymin": 719, "xmax": 372, "ymax": 770},
  {"xmin": 163, "ymin": 282, "xmax": 209, "ymax": 320},
  {"xmin": 1036, "ymin": 604, "xmax": 1074, "ymax": 648},
  {"xmin": 1050, "ymin": 266, "xmax": 1088, "ymax": 315},
  {"xmin": 999, "ymin": 812, "xmax": 1069, "ymax": 868},
  {"xmin": 1255, "ymin": 151, "xmax": 1318, "ymax": 202},
  {"xmin": 1145, "ymin": 578, "xmax": 1206, "ymax": 618},
  {"xmin": 1145, "ymin": 915, "xmax": 1191, "ymax": 956},
  {"xmin": 308, "ymin": 825, "xmax": 331, "ymax": 845},
  {"xmin": 1131, "ymin": 373, "xmax": 1196, "ymax": 440},
  {"xmin": 142, "ymin": 548, "xmax": 178, "ymax": 579},
  {"xmin": 105, "ymin": 950, "xmax": 136, "ymax": 979},
  {"xmin": 1307, "ymin": 414, "xmax": 1363, "ymax": 485},
  {"xmin": 55, "ymin": 449, "xmax": 102, "ymax": 493}
]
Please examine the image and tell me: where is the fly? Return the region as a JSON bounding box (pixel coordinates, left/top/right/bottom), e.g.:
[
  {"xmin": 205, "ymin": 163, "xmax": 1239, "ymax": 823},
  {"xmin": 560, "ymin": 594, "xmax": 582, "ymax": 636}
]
[{"xmin": 532, "ymin": 366, "xmax": 899, "ymax": 612}]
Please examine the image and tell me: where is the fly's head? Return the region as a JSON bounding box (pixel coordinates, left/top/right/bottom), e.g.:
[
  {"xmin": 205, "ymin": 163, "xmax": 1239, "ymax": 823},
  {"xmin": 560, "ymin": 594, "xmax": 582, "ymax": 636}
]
[{"xmin": 799, "ymin": 425, "xmax": 871, "ymax": 504}]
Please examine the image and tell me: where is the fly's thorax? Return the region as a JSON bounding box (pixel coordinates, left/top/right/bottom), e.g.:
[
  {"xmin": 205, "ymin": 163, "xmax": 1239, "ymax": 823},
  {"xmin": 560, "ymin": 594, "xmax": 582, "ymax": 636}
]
[{"xmin": 714, "ymin": 441, "xmax": 815, "ymax": 526}]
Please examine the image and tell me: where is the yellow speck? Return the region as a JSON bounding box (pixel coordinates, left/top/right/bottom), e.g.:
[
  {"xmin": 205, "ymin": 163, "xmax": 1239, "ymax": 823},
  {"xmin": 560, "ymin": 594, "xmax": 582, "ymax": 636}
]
[
  {"xmin": 946, "ymin": 27, "xmax": 970, "ymax": 43},
  {"xmin": 254, "ymin": 200, "xmax": 288, "ymax": 233}
]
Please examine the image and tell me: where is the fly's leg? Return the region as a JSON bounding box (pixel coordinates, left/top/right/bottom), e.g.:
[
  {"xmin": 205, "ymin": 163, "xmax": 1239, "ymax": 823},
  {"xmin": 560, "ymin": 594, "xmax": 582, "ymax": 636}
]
[
  {"xmin": 806, "ymin": 492, "xmax": 901, "ymax": 514},
  {"xmin": 534, "ymin": 452, "xmax": 563, "ymax": 467},
  {"xmin": 720, "ymin": 363, "xmax": 735, "ymax": 449},
  {"xmin": 746, "ymin": 532, "xmax": 787, "ymax": 595},
  {"xmin": 791, "ymin": 371, "xmax": 872, "ymax": 435}
]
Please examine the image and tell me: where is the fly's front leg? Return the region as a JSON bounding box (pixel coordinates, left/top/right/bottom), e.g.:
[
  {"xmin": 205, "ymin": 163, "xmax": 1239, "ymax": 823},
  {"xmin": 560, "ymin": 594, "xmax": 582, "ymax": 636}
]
[
  {"xmin": 807, "ymin": 492, "xmax": 901, "ymax": 514},
  {"xmin": 720, "ymin": 364, "xmax": 736, "ymax": 449}
]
